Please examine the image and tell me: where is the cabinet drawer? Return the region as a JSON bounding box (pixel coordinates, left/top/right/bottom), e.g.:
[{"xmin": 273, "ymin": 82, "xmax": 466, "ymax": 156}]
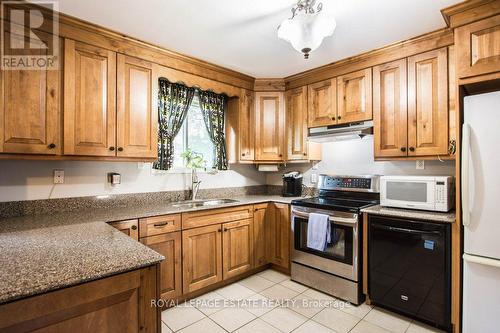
[
  {"xmin": 182, "ymin": 205, "xmax": 253, "ymax": 229},
  {"xmin": 139, "ymin": 214, "xmax": 181, "ymax": 237},
  {"xmin": 108, "ymin": 219, "xmax": 139, "ymax": 241}
]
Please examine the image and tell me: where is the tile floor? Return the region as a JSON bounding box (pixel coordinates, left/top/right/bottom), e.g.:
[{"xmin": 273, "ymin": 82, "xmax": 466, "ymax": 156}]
[{"xmin": 161, "ymin": 269, "xmax": 445, "ymax": 333}]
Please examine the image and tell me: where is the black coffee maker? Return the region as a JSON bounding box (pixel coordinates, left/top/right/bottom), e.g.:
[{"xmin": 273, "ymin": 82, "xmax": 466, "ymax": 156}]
[{"xmin": 282, "ymin": 172, "xmax": 303, "ymax": 197}]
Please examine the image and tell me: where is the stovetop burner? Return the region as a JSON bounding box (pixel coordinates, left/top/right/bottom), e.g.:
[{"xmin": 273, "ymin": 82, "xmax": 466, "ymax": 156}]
[
  {"xmin": 291, "ymin": 174, "xmax": 380, "ymax": 212},
  {"xmin": 291, "ymin": 196, "xmax": 379, "ymax": 213}
]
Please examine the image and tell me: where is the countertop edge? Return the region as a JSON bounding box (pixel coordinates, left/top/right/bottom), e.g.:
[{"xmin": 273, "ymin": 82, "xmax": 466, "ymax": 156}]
[{"xmin": 361, "ymin": 205, "xmax": 456, "ymax": 223}]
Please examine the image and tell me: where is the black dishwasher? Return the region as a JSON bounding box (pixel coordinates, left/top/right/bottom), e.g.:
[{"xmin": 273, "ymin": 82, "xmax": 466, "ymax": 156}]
[{"xmin": 368, "ymin": 215, "xmax": 451, "ymax": 331}]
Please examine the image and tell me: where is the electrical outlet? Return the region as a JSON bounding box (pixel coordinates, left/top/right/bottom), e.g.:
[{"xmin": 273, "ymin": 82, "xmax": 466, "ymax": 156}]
[
  {"xmin": 310, "ymin": 173, "xmax": 318, "ymax": 184},
  {"xmin": 53, "ymin": 170, "xmax": 64, "ymax": 184},
  {"xmin": 416, "ymin": 160, "xmax": 425, "ymax": 170}
]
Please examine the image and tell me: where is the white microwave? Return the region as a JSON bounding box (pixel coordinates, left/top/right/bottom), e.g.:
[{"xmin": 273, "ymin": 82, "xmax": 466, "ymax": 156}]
[{"xmin": 380, "ymin": 176, "xmax": 454, "ymax": 212}]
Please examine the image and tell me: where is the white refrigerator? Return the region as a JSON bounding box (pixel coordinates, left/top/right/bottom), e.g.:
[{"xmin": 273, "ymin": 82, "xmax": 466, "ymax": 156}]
[{"xmin": 462, "ymin": 91, "xmax": 500, "ymax": 333}]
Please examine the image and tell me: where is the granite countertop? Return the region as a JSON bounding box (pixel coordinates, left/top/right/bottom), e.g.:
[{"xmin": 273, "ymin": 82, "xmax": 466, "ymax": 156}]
[
  {"xmin": 361, "ymin": 205, "xmax": 456, "ymax": 223},
  {"xmin": 0, "ymin": 194, "xmax": 303, "ymax": 304}
]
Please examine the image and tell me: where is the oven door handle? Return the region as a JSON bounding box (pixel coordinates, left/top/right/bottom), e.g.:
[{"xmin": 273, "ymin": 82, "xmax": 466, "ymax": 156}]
[{"xmin": 291, "ymin": 209, "xmax": 358, "ymax": 226}]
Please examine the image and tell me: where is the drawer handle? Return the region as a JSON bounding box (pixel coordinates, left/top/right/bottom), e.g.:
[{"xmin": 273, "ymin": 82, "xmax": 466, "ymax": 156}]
[{"xmin": 153, "ymin": 222, "xmax": 170, "ymax": 228}]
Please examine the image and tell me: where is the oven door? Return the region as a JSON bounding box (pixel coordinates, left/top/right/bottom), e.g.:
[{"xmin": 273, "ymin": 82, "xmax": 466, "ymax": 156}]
[
  {"xmin": 291, "ymin": 206, "xmax": 359, "ymax": 281},
  {"xmin": 380, "ymin": 177, "xmax": 435, "ymax": 211}
]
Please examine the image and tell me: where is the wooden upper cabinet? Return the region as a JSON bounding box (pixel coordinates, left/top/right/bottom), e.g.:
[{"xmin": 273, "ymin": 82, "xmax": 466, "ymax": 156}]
[
  {"xmin": 255, "ymin": 91, "xmax": 285, "ymax": 161},
  {"xmin": 407, "ymin": 48, "xmax": 449, "ymax": 156},
  {"xmin": 239, "ymin": 89, "xmax": 255, "ymax": 161},
  {"xmin": 182, "ymin": 224, "xmax": 222, "ymax": 294},
  {"xmin": 64, "ymin": 39, "xmax": 116, "ymax": 156},
  {"xmin": 253, "ymin": 203, "xmax": 268, "ymax": 268},
  {"xmin": 337, "ymin": 68, "xmax": 372, "ymax": 124},
  {"xmin": 268, "ymin": 203, "xmax": 290, "ymax": 269},
  {"xmin": 455, "ymin": 15, "xmax": 500, "ymax": 79},
  {"xmin": 286, "ymin": 86, "xmax": 308, "ymax": 160},
  {"xmin": 373, "ymin": 59, "xmax": 408, "ymax": 158},
  {"xmin": 116, "ymin": 55, "xmax": 157, "ymax": 158},
  {"xmin": 0, "ymin": 31, "xmax": 60, "ymax": 155},
  {"xmin": 222, "ymin": 218, "xmax": 254, "ymax": 279},
  {"xmin": 307, "ymin": 78, "xmax": 337, "ymax": 127},
  {"xmin": 108, "ymin": 219, "xmax": 139, "ymax": 241},
  {"xmin": 141, "ymin": 232, "xmax": 182, "ymax": 300}
]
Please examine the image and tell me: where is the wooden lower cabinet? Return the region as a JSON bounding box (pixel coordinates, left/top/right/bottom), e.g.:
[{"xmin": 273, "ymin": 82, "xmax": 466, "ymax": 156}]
[
  {"xmin": 222, "ymin": 218, "xmax": 254, "ymax": 279},
  {"xmin": 0, "ymin": 266, "xmax": 159, "ymax": 333},
  {"xmin": 267, "ymin": 203, "xmax": 290, "ymax": 269},
  {"xmin": 108, "ymin": 219, "xmax": 139, "ymax": 241},
  {"xmin": 182, "ymin": 224, "xmax": 222, "ymax": 294},
  {"xmin": 141, "ymin": 232, "xmax": 182, "ymax": 300},
  {"xmin": 253, "ymin": 203, "xmax": 269, "ymax": 268}
]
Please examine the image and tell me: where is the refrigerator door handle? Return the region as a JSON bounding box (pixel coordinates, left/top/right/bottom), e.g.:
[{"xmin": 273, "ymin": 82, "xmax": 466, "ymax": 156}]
[
  {"xmin": 462, "ymin": 123, "xmax": 471, "ymax": 227},
  {"xmin": 463, "ymin": 254, "xmax": 500, "ymax": 268}
]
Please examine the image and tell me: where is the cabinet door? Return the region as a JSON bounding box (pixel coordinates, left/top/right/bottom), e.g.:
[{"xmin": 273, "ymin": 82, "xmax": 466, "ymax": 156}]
[
  {"xmin": 337, "ymin": 68, "xmax": 372, "ymax": 124},
  {"xmin": 307, "ymin": 78, "xmax": 337, "ymax": 127},
  {"xmin": 222, "ymin": 218, "xmax": 254, "ymax": 279},
  {"xmin": 108, "ymin": 219, "xmax": 139, "ymax": 241},
  {"xmin": 116, "ymin": 55, "xmax": 157, "ymax": 158},
  {"xmin": 182, "ymin": 224, "xmax": 222, "ymax": 294},
  {"xmin": 373, "ymin": 59, "xmax": 408, "ymax": 158},
  {"xmin": 63, "ymin": 39, "xmax": 116, "ymax": 156},
  {"xmin": 455, "ymin": 15, "xmax": 500, "ymax": 79},
  {"xmin": 286, "ymin": 86, "xmax": 308, "ymax": 160},
  {"xmin": 141, "ymin": 232, "xmax": 182, "ymax": 300},
  {"xmin": 268, "ymin": 203, "xmax": 290, "ymax": 269},
  {"xmin": 253, "ymin": 203, "xmax": 268, "ymax": 268},
  {"xmin": 239, "ymin": 89, "xmax": 255, "ymax": 161},
  {"xmin": 255, "ymin": 91, "xmax": 285, "ymax": 161},
  {"xmin": 407, "ymin": 48, "xmax": 448, "ymax": 156},
  {"xmin": 0, "ymin": 31, "xmax": 60, "ymax": 155}
]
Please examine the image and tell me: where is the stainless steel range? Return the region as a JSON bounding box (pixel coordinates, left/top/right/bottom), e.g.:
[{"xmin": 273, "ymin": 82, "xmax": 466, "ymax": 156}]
[{"xmin": 291, "ymin": 174, "xmax": 380, "ymax": 305}]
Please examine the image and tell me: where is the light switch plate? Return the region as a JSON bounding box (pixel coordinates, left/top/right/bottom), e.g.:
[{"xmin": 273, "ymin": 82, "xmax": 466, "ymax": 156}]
[
  {"xmin": 416, "ymin": 160, "xmax": 425, "ymax": 170},
  {"xmin": 53, "ymin": 170, "xmax": 64, "ymax": 184}
]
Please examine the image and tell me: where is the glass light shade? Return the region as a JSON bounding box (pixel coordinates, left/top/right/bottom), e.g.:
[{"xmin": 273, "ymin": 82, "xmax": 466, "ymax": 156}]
[{"xmin": 278, "ymin": 10, "xmax": 336, "ymax": 58}]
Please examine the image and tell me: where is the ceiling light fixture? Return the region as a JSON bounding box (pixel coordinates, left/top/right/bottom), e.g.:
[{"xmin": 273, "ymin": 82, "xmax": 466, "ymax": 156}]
[{"xmin": 277, "ymin": 0, "xmax": 336, "ymax": 59}]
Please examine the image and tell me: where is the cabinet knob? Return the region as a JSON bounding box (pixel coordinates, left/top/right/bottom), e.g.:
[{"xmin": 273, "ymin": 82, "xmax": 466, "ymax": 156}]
[
  {"xmin": 337, "ymin": 116, "xmax": 342, "ymax": 120},
  {"xmin": 48, "ymin": 143, "xmax": 56, "ymax": 149},
  {"xmin": 331, "ymin": 116, "xmax": 336, "ymax": 120},
  {"xmin": 409, "ymin": 147, "xmax": 415, "ymax": 152},
  {"xmin": 109, "ymin": 147, "xmax": 115, "ymax": 151},
  {"xmin": 223, "ymin": 228, "xmax": 228, "ymax": 232},
  {"xmin": 279, "ymin": 154, "xmax": 283, "ymax": 157},
  {"xmin": 303, "ymin": 152, "xmax": 307, "ymax": 156},
  {"xmin": 217, "ymin": 228, "xmax": 221, "ymax": 232},
  {"xmin": 400, "ymin": 147, "xmax": 406, "ymax": 152},
  {"xmin": 131, "ymin": 225, "xmax": 137, "ymax": 230},
  {"xmin": 242, "ymin": 153, "xmax": 245, "ymax": 157},
  {"xmin": 118, "ymin": 147, "xmax": 124, "ymax": 152}
]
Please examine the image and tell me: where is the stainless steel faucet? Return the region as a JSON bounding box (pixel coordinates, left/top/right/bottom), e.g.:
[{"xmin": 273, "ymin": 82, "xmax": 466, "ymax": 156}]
[{"xmin": 190, "ymin": 169, "xmax": 201, "ymax": 200}]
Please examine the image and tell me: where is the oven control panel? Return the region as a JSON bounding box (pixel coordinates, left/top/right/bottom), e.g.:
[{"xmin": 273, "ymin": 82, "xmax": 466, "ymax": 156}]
[{"xmin": 318, "ymin": 175, "xmax": 380, "ymax": 192}]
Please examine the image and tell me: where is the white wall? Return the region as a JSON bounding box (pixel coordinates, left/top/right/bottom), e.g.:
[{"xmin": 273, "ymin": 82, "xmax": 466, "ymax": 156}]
[
  {"xmin": 267, "ymin": 136, "xmax": 456, "ymax": 186},
  {"xmin": 0, "ymin": 161, "xmax": 266, "ymax": 202},
  {"xmin": 0, "ymin": 136, "xmax": 456, "ymax": 203}
]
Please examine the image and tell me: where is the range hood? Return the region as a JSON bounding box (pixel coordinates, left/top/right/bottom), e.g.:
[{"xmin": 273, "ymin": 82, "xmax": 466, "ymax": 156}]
[{"xmin": 308, "ymin": 121, "xmax": 373, "ymax": 142}]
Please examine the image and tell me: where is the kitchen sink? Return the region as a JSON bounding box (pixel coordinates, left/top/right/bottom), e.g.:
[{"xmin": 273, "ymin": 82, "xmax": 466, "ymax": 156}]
[{"xmin": 171, "ymin": 199, "xmax": 239, "ymax": 208}]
